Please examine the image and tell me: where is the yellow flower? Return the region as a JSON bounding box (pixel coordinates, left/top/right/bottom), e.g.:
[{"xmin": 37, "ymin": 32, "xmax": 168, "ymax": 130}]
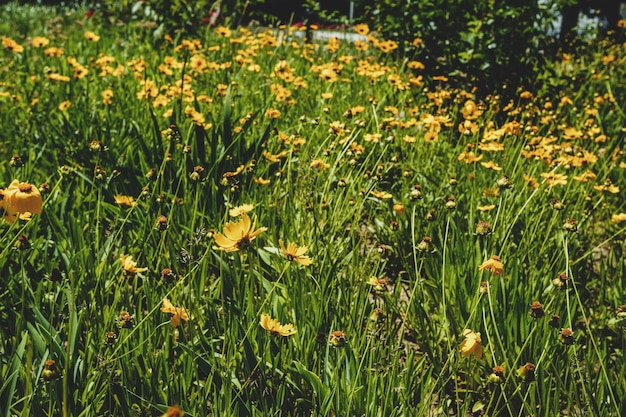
[
  {"xmin": 479, "ymin": 255, "xmax": 504, "ymax": 276},
  {"xmin": 229, "ymin": 204, "xmax": 254, "ymax": 217},
  {"xmin": 541, "ymin": 172, "xmax": 567, "ymax": 186},
  {"xmin": 477, "ymin": 204, "xmax": 496, "ymax": 212},
  {"xmin": 480, "ymin": 160, "xmax": 502, "ymax": 171},
  {"xmin": 84, "ymin": 31, "xmax": 100, "ymax": 42},
  {"xmin": 162, "ymin": 405, "xmax": 185, "ymax": 417},
  {"xmin": 120, "ymin": 254, "xmax": 148, "ymax": 275},
  {"xmin": 478, "ymin": 255, "xmax": 504, "ymax": 276},
  {"xmin": 259, "ymin": 313, "xmax": 296, "ymax": 337},
  {"xmin": 611, "ymin": 213, "xmax": 626, "ymax": 223},
  {"xmin": 101, "ymin": 89, "xmax": 114, "ymax": 105},
  {"xmin": 370, "ymin": 190, "xmax": 393, "ymax": 199},
  {"xmin": 114, "ymin": 195, "xmax": 137, "ymax": 207},
  {"xmin": 460, "ymin": 329, "xmax": 482, "ymax": 359},
  {"xmin": 161, "ymin": 297, "xmax": 190, "ymax": 328},
  {"xmin": 279, "ymin": 239, "xmax": 313, "ymax": 266},
  {"xmin": 58, "ymin": 100, "xmax": 71, "ymax": 111},
  {"xmin": 213, "ymin": 213, "xmax": 267, "ymax": 252},
  {"xmin": 353, "ymin": 23, "xmax": 370, "ymax": 35},
  {"xmin": 31, "ymin": 36, "xmax": 50, "ymax": 48},
  {"xmin": 3, "ymin": 180, "xmax": 43, "ymax": 215},
  {"xmin": 2, "ymin": 36, "xmax": 24, "ymax": 53},
  {"xmin": 0, "ymin": 190, "xmax": 19, "ymax": 224}
]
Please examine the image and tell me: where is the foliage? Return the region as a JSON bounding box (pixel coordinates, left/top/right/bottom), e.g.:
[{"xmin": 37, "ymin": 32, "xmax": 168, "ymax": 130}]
[
  {"xmin": 353, "ymin": 0, "xmax": 564, "ymax": 95},
  {"xmin": 0, "ymin": 2, "xmax": 626, "ymax": 417}
]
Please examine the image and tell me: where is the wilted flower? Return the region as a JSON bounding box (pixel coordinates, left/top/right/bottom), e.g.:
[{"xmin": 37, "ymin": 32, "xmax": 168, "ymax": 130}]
[
  {"xmin": 279, "ymin": 239, "xmax": 313, "ymax": 266},
  {"xmin": 529, "ymin": 301, "xmax": 545, "ymax": 319},
  {"xmin": 416, "ymin": 236, "xmax": 433, "ymax": 252},
  {"xmin": 41, "ymin": 359, "xmax": 60, "ymax": 380},
  {"xmin": 367, "ymin": 275, "xmax": 388, "ymax": 294},
  {"xmin": 119, "ymin": 311, "xmax": 134, "ymax": 329},
  {"xmin": 548, "ymin": 314, "xmax": 561, "ymax": 328},
  {"xmin": 479, "ymin": 255, "xmax": 504, "ymax": 276},
  {"xmin": 615, "ymin": 305, "xmax": 626, "ymax": 318},
  {"xmin": 15, "ymin": 234, "xmax": 31, "ymax": 251},
  {"xmin": 488, "ymin": 365, "xmax": 505, "ymax": 384},
  {"xmin": 517, "ymin": 362, "xmax": 535, "ymax": 382},
  {"xmin": 475, "ymin": 220, "xmax": 492, "ymax": 235},
  {"xmin": 558, "ymin": 328, "xmax": 574, "ymax": 345},
  {"xmin": 120, "ymin": 254, "xmax": 148, "ymax": 275},
  {"xmin": 213, "ymin": 213, "xmax": 267, "ymax": 252},
  {"xmin": 550, "ymin": 199, "xmax": 565, "ymax": 210},
  {"xmin": 155, "ymin": 215, "xmax": 168, "ymax": 231},
  {"xmin": 329, "ymin": 330, "xmax": 346, "ymax": 347},
  {"xmin": 460, "ymin": 329, "xmax": 482, "ymax": 359},
  {"xmin": 105, "ymin": 331, "xmax": 117, "ymax": 345},
  {"xmin": 563, "ymin": 218, "xmax": 578, "ymax": 233},
  {"xmin": 161, "ymin": 297, "xmax": 190, "ymax": 328},
  {"xmin": 259, "ymin": 313, "xmax": 296, "ymax": 336},
  {"xmin": 161, "ymin": 268, "xmax": 175, "ymax": 284}
]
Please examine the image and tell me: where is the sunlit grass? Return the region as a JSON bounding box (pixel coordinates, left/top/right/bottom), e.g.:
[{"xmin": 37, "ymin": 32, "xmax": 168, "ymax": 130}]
[{"xmin": 1, "ymin": 3, "xmax": 625, "ymax": 416}]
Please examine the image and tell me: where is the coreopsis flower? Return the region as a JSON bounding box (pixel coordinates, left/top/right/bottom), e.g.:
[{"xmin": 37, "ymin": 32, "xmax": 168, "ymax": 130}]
[
  {"xmin": 475, "ymin": 220, "xmax": 492, "ymax": 235},
  {"xmin": 488, "ymin": 365, "xmax": 505, "ymax": 384},
  {"xmin": 541, "ymin": 172, "xmax": 568, "ymax": 186},
  {"xmin": 517, "ymin": 362, "xmax": 536, "ymax": 382},
  {"xmin": 559, "ymin": 328, "xmax": 574, "ymax": 345},
  {"xmin": 529, "ymin": 301, "xmax": 545, "ymax": 319},
  {"xmin": 84, "ymin": 31, "xmax": 100, "ymax": 42},
  {"xmin": 41, "ymin": 359, "xmax": 60, "ymax": 380},
  {"xmin": 259, "ymin": 313, "xmax": 296, "ymax": 337},
  {"xmin": 161, "ymin": 297, "xmax": 190, "ymax": 328},
  {"xmin": 31, "ymin": 36, "xmax": 50, "ymax": 48},
  {"xmin": 367, "ymin": 276, "xmax": 388, "ymax": 294},
  {"xmin": 1, "ymin": 180, "xmax": 43, "ymax": 218},
  {"xmin": 213, "ymin": 213, "xmax": 267, "ymax": 252},
  {"xmin": 2, "ymin": 36, "xmax": 24, "ymax": 53},
  {"xmin": 479, "ymin": 255, "xmax": 504, "ymax": 276},
  {"xmin": 329, "ymin": 330, "xmax": 346, "ymax": 347},
  {"xmin": 105, "ymin": 331, "xmax": 117, "ymax": 345},
  {"xmin": 353, "ymin": 23, "xmax": 370, "ymax": 35},
  {"xmin": 101, "ymin": 89, "xmax": 113, "ymax": 105},
  {"xmin": 118, "ymin": 311, "xmax": 134, "ymax": 329},
  {"xmin": 548, "ymin": 314, "xmax": 561, "ymax": 328},
  {"xmin": 229, "ymin": 204, "xmax": 254, "ymax": 217},
  {"xmin": 155, "ymin": 215, "xmax": 168, "ymax": 231},
  {"xmin": 370, "ymin": 190, "xmax": 393, "ymax": 199},
  {"xmin": 563, "ymin": 218, "xmax": 578, "ymax": 233},
  {"xmin": 279, "ymin": 239, "xmax": 313, "ymax": 266},
  {"xmin": 416, "ymin": 236, "xmax": 433, "ymax": 252},
  {"xmin": 114, "ymin": 195, "xmax": 137, "ymax": 207},
  {"xmin": 120, "ymin": 254, "xmax": 148, "ymax": 275},
  {"xmin": 162, "ymin": 405, "xmax": 185, "ymax": 417},
  {"xmin": 610, "ymin": 213, "xmax": 626, "ymax": 223},
  {"xmin": 552, "ymin": 273, "xmax": 568, "ymax": 290},
  {"xmin": 15, "ymin": 234, "xmax": 31, "ymax": 250},
  {"xmin": 460, "ymin": 329, "xmax": 483, "ymax": 359}
]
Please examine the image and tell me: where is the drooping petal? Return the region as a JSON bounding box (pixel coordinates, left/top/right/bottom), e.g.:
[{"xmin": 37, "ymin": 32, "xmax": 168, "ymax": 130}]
[{"xmin": 213, "ymin": 232, "xmax": 236, "ymax": 249}]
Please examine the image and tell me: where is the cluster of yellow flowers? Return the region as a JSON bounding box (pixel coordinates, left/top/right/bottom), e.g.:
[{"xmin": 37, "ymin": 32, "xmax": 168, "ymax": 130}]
[{"xmin": 0, "ymin": 180, "xmax": 43, "ymax": 223}]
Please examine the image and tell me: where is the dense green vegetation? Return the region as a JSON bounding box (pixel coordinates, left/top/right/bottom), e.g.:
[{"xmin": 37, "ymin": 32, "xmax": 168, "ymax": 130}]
[{"xmin": 1, "ymin": 2, "xmax": 625, "ymax": 416}]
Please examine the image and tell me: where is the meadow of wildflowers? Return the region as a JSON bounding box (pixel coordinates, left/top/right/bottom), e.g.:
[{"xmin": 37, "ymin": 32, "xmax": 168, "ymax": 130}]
[{"xmin": 1, "ymin": 4, "xmax": 625, "ymax": 416}]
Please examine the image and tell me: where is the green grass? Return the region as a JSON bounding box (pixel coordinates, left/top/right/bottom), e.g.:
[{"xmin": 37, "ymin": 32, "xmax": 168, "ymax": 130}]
[{"xmin": 1, "ymin": 3, "xmax": 625, "ymax": 416}]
